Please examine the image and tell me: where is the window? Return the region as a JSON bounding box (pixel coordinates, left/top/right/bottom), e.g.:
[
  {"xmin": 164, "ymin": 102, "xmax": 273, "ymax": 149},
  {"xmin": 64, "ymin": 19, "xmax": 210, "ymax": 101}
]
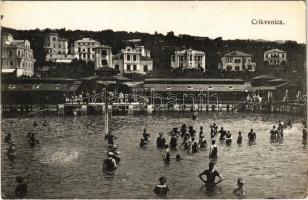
[
  {"xmin": 133, "ymin": 55, "xmax": 137, "ymax": 61},
  {"xmin": 198, "ymin": 63, "xmax": 201, "ymax": 67},
  {"xmin": 78, "ymin": 47, "xmax": 81, "ymax": 52},
  {"xmin": 88, "ymin": 48, "xmax": 91, "ymax": 52},
  {"xmin": 92, "ymin": 55, "xmax": 95, "ymax": 59},
  {"xmin": 53, "ymin": 44, "xmax": 56, "ymax": 48},
  {"xmin": 180, "ymin": 56, "xmax": 183, "ymax": 61},
  {"xmin": 59, "ymin": 44, "xmax": 61, "ymax": 48},
  {"xmin": 227, "ymin": 58, "xmax": 232, "ymax": 63},
  {"xmin": 234, "ymin": 59, "xmax": 241, "ymax": 63},
  {"xmin": 144, "ymin": 65, "xmax": 148, "ymax": 72},
  {"xmin": 247, "ymin": 65, "xmax": 252, "ymax": 70},
  {"xmin": 235, "ymin": 66, "xmax": 240, "ymax": 71},
  {"xmin": 190, "ymin": 55, "xmax": 192, "ymax": 61},
  {"xmin": 172, "ymin": 55, "xmax": 175, "ymax": 62},
  {"xmin": 265, "ymin": 54, "xmax": 268, "ymax": 58},
  {"xmin": 101, "ymin": 60, "xmax": 108, "ymax": 65},
  {"xmin": 127, "ymin": 55, "xmax": 131, "ymax": 61},
  {"xmin": 9, "ymin": 50, "xmax": 12, "ymax": 56},
  {"xmin": 52, "ymin": 37, "xmax": 56, "ymax": 41},
  {"xmin": 179, "ymin": 63, "xmax": 183, "ymax": 68},
  {"xmin": 226, "ymin": 66, "xmax": 232, "ymax": 71},
  {"xmin": 101, "ymin": 50, "xmax": 107, "ymax": 55},
  {"xmin": 282, "ymin": 54, "xmax": 284, "ymax": 58},
  {"xmin": 127, "ymin": 64, "xmax": 131, "ymax": 71},
  {"xmin": 9, "ymin": 61, "xmax": 13, "ymax": 66},
  {"xmin": 133, "ymin": 65, "xmax": 137, "ymax": 71},
  {"xmin": 115, "ymin": 65, "xmax": 119, "ymax": 71}
]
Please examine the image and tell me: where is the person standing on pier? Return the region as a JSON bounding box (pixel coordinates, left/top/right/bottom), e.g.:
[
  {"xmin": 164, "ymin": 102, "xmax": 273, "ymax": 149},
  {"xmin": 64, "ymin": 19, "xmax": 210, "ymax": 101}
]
[
  {"xmin": 248, "ymin": 129, "xmax": 256, "ymax": 141},
  {"xmin": 199, "ymin": 162, "xmax": 223, "ymax": 190}
]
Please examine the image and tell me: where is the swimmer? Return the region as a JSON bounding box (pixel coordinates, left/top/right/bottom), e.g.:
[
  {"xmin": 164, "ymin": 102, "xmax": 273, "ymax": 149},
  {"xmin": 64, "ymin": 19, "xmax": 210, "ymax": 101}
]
[
  {"xmin": 270, "ymin": 126, "xmax": 278, "ymax": 139},
  {"xmin": 169, "ymin": 133, "xmax": 178, "ymax": 150},
  {"xmin": 156, "ymin": 132, "xmax": 166, "ymax": 148},
  {"xmin": 175, "ymin": 154, "xmax": 181, "ymax": 161},
  {"xmin": 143, "ymin": 128, "xmax": 151, "ymax": 141},
  {"xmin": 180, "ymin": 124, "xmax": 187, "ymax": 137},
  {"xmin": 198, "ymin": 133, "xmax": 207, "ymax": 149},
  {"xmin": 164, "ymin": 148, "xmax": 171, "ymax": 163},
  {"xmin": 192, "ymin": 137, "xmax": 199, "ymax": 153},
  {"xmin": 237, "ymin": 132, "xmax": 242, "ymax": 144},
  {"xmin": 188, "ymin": 126, "xmax": 196, "ymax": 137},
  {"xmin": 105, "ymin": 132, "xmax": 117, "ymax": 145},
  {"xmin": 199, "ymin": 126, "xmax": 204, "ymax": 138},
  {"xmin": 103, "ymin": 152, "xmax": 117, "ymax": 172},
  {"xmin": 226, "ymin": 131, "xmax": 232, "ymax": 145},
  {"xmin": 248, "ymin": 129, "xmax": 256, "ymax": 141},
  {"xmin": 209, "ymin": 140, "xmax": 218, "ymax": 159},
  {"xmin": 233, "ymin": 178, "xmax": 246, "ymax": 198},
  {"xmin": 33, "ymin": 121, "xmax": 38, "ymax": 127},
  {"xmin": 15, "ymin": 176, "xmax": 28, "ymax": 198},
  {"xmin": 5, "ymin": 132, "xmax": 12, "ymax": 144},
  {"xmin": 199, "ymin": 162, "xmax": 223, "ymax": 189},
  {"xmin": 154, "ymin": 176, "xmax": 169, "ymax": 197},
  {"xmin": 219, "ymin": 127, "xmax": 226, "ymax": 140}
]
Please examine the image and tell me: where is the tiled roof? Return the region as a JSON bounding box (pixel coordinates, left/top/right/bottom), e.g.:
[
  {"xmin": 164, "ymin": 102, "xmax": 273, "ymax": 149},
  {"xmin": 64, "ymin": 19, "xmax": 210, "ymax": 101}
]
[
  {"xmin": 224, "ymin": 51, "xmax": 252, "ymax": 57},
  {"xmin": 75, "ymin": 38, "xmax": 99, "ymax": 43},
  {"xmin": 264, "ymin": 49, "xmax": 286, "ymax": 54},
  {"xmin": 176, "ymin": 49, "xmax": 205, "ymax": 54}
]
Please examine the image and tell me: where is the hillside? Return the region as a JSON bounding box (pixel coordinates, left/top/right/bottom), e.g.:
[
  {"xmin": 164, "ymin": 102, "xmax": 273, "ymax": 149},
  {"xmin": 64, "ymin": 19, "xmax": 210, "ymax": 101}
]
[{"xmin": 2, "ymin": 26, "xmax": 306, "ymax": 88}]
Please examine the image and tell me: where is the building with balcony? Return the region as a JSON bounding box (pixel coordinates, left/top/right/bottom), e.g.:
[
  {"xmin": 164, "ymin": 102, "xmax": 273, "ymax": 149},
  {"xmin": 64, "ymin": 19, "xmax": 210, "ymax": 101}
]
[
  {"xmin": 94, "ymin": 45, "xmax": 113, "ymax": 69},
  {"xmin": 220, "ymin": 51, "xmax": 256, "ymax": 72},
  {"xmin": 264, "ymin": 49, "xmax": 287, "ymax": 66},
  {"xmin": 72, "ymin": 38, "xmax": 100, "ymax": 62},
  {"xmin": 171, "ymin": 49, "xmax": 206, "ymax": 71},
  {"xmin": 1, "ymin": 33, "xmax": 36, "ymax": 77},
  {"xmin": 112, "ymin": 46, "xmax": 153, "ymax": 74},
  {"xmin": 44, "ymin": 33, "xmax": 74, "ymax": 63}
]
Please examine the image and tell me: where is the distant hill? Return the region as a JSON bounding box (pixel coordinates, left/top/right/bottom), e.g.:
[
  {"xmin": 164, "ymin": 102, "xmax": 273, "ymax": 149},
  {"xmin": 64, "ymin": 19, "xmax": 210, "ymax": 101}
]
[{"xmin": 2, "ymin": 26, "xmax": 306, "ymax": 88}]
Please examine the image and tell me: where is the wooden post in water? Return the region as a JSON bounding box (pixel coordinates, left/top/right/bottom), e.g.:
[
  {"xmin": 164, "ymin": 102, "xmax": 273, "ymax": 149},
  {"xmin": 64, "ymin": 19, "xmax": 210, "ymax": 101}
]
[{"xmin": 104, "ymin": 88, "xmax": 109, "ymax": 136}]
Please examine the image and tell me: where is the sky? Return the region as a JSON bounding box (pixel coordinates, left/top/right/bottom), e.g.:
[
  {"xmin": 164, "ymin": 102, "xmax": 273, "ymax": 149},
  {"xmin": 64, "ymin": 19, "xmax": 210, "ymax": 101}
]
[{"xmin": 0, "ymin": 1, "xmax": 306, "ymax": 43}]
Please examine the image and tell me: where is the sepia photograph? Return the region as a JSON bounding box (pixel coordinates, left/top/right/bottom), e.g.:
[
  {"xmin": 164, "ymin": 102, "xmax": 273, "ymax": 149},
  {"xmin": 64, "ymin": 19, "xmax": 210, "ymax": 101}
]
[{"xmin": 0, "ymin": 1, "xmax": 307, "ymax": 199}]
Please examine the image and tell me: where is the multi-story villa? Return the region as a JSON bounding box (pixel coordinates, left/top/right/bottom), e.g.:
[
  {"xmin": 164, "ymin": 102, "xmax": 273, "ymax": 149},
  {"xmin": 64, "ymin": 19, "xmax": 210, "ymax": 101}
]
[
  {"xmin": 1, "ymin": 33, "xmax": 36, "ymax": 77},
  {"xmin": 264, "ymin": 49, "xmax": 287, "ymax": 66},
  {"xmin": 44, "ymin": 33, "xmax": 74, "ymax": 63},
  {"xmin": 170, "ymin": 49, "xmax": 206, "ymax": 71},
  {"xmin": 72, "ymin": 38, "xmax": 100, "ymax": 62},
  {"xmin": 220, "ymin": 51, "xmax": 256, "ymax": 72},
  {"xmin": 94, "ymin": 45, "xmax": 113, "ymax": 69},
  {"xmin": 112, "ymin": 45, "xmax": 153, "ymax": 74}
]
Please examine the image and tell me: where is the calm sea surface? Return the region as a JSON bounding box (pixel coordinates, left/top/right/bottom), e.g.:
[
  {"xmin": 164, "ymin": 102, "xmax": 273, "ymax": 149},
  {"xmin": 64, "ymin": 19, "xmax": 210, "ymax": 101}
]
[{"xmin": 1, "ymin": 112, "xmax": 307, "ymax": 199}]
